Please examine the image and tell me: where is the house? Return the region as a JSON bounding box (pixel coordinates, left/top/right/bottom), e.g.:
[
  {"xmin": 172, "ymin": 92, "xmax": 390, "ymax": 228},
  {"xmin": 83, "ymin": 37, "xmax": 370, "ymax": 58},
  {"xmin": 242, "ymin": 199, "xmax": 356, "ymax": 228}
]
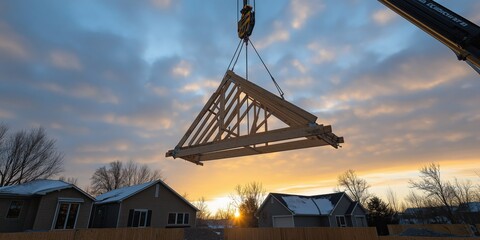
[
  {"xmin": 0, "ymin": 179, "xmax": 94, "ymax": 232},
  {"xmin": 256, "ymin": 192, "xmax": 367, "ymax": 228},
  {"xmin": 400, "ymin": 207, "xmax": 452, "ymax": 224},
  {"xmin": 457, "ymin": 202, "xmax": 480, "ymax": 224},
  {"xmin": 401, "ymin": 203, "xmax": 480, "ymax": 225},
  {"xmin": 89, "ymin": 179, "xmax": 198, "ymax": 228}
]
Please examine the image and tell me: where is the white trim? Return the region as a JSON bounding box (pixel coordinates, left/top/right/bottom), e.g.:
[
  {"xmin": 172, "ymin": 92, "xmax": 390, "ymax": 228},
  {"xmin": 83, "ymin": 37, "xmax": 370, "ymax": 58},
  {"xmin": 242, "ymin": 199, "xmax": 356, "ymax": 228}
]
[
  {"xmin": 335, "ymin": 215, "xmax": 347, "ymax": 227},
  {"xmin": 350, "ymin": 202, "xmax": 358, "ymax": 215},
  {"xmin": 131, "ymin": 209, "xmax": 149, "ymax": 228},
  {"xmin": 155, "ymin": 184, "xmax": 159, "ymax": 198},
  {"xmin": 72, "ymin": 204, "xmax": 80, "ymax": 229},
  {"xmin": 268, "ymin": 194, "xmax": 294, "ymax": 215},
  {"xmin": 329, "ymin": 192, "xmax": 344, "ymax": 216},
  {"xmin": 51, "ymin": 202, "xmax": 61, "ymax": 230},
  {"xmin": 87, "ymin": 202, "xmax": 93, "ymax": 228},
  {"xmin": 51, "ymin": 201, "xmax": 81, "ymax": 230},
  {"xmin": 58, "ymin": 197, "xmax": 84, "ymax": 203},
  {"xmin": 166, "ymin": 212, "xmax": 191, "ymax": 226},
  {"xmin": 116, "ymin": 202, "xmax": 122, "ymax": 228}
]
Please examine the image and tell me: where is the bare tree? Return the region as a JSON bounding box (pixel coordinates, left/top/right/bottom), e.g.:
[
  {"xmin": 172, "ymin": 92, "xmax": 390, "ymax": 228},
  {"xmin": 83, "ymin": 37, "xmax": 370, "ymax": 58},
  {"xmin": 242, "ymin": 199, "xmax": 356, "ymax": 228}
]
[
  {"xmin": 475, "ymin": 170, "xmax": 480, "ymax": 202},
  {"xmin": 215, "ymin": 205, "xmax": 235, "ymax": 220},
  {"xmin": 59, "ymin": 176, "xmax": 78, "ymax": 185},
  {"xmin": 409, "ymin": 163, "xmax": 457, "ymax": 223},
  {"xmin": 452, "ymin": 178, "xmax": 474, "ymax": 207},
  {"xmin": 122, "ymin": 160, "xmax": 162, "ymax": 186},
  {"xmin": 230, "ymin": 182, "xmax": 266, "ymax": 227},
  {"xmin": 336, "ymin": 169, "xmax": 371, "ymax": 206},
  {"xmin": 193, "ymin": 196, "xmax": 211, "ymax": 226},
  {"xmin": 90, "ymin": 160, "xmax": 163, "ymax": 195},
  {"xmin": 386, "ymin": 187, "xmax": 400, "ymax": 213},
  {"xmin": 214, "ymin": 204, "xmax": 236, "ymax": 228},
  {"xmin": 0, "ymin": 124, "xmax": 64, "ymax": 187}
]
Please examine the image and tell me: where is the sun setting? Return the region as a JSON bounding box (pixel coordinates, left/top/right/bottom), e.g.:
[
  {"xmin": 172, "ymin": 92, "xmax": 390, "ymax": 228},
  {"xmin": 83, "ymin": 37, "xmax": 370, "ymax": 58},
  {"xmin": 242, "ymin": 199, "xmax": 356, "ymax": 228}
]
[
  {"xmin": 1, "ymin": 0, "xmax": 480, "ymax": 238},
  {"xmin": 234, "ymin": 210, "xmax": 241, "ymax": 219}
]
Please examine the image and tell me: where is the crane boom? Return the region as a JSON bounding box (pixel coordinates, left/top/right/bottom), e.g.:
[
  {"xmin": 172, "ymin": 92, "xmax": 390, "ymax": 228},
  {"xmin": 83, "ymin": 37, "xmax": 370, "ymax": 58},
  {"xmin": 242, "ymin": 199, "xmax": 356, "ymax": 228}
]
[{"xmin": 379, "ymin": 0, "xmax": 480, "ymax": 73}]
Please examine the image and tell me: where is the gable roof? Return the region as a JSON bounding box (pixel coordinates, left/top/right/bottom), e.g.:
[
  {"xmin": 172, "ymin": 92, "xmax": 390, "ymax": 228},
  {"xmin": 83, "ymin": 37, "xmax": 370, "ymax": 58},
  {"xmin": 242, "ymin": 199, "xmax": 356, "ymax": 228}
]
[
  {"xmin": 0, "ymin": 179, "xmax": 94, "ymax": 200},
  {"xmin": 459, "ymin": 202, "xmax": 480, "ymax": 212},
  {"xmin": 345, "ymin": 201, "xmax": 368, "ymax": 215},
  {"xmin": 94, "ymin": 180, "xmax": 198, "ymax": 211},
  {"xmin": 95, "ymin": 181, "xmax": 153, "ymax": 204},
  {"xmin": 264, "ymin": 192, "xmax": 345, "ymax": 216}
]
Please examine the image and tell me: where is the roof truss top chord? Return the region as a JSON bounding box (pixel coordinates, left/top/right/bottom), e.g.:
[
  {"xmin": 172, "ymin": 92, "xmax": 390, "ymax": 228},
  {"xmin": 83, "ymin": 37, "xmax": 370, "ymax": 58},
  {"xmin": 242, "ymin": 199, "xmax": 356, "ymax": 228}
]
[{"xmin": 166, "ymin": 70, "xmax": 344, "ymax": 165}]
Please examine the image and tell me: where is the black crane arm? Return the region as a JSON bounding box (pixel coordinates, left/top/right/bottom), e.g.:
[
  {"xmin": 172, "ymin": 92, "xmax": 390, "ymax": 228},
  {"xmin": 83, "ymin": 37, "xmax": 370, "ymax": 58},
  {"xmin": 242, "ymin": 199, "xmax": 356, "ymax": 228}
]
[{"xmin": 379, "ymin": 0, "xmax": 480, "ymax": 72}]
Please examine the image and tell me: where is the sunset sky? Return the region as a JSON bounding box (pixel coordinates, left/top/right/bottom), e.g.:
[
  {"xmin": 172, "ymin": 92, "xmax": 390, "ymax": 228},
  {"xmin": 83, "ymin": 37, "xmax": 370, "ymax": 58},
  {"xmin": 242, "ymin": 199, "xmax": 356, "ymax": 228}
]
[{"xmin": 1, "ymin": 0, "xmax": 479, "ymax": 213}]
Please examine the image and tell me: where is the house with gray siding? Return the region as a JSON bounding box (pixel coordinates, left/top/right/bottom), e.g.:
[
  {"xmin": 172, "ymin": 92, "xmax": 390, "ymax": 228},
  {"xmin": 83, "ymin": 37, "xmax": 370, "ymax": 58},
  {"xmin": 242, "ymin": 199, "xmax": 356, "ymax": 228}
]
[
  {"xmin": 89, "ymin": 179, "xmax": 197, "ymax": 228},
  {"xmin": 0, "ymin": 179, "xmax": 94, "ymax": 232},
  {"xmin": 256, "ymin": 192, "xmax": 367, "ymax": 228}
]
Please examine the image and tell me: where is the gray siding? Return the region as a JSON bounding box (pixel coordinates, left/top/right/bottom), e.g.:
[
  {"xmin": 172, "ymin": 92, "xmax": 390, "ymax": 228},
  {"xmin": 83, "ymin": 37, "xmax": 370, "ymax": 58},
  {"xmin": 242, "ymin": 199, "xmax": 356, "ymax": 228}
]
[
  {"xmin": 1, "ymin": 188, "xmax": 93, "ymax": 232},
  {"xmin": 293, "ymin": 216, "xmax": 323, "ymax": 227},
  {"xmin": 0, "ymin": 196, "xmax": 40, "ymax": 232},
  {"xmin": 90, "ymin": 203, "xmax": 120, "ymax": 228},
  {"xmin": 32, "ymin": 188, "xmax": 93, "ymax": 230},
  {"xmin": 257, "ymin": 195, "xmax": 292, "ymax": 228},
  {"xmin": 116, "ymin": 183, "xmax": 197, "ymax": 228},
  {"xmin": 351, "ymin": 205, "xmax": 367, "ymax": 227},
  {"xmin": 329, "ymin": 194, "xmax": 351, "ymax": 227}
]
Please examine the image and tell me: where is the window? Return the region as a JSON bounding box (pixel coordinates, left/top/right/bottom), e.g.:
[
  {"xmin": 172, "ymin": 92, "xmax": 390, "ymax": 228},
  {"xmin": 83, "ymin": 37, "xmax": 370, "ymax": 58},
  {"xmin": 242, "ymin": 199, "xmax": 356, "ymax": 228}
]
[
  {"xmin": 6, "ymin": 201, "xmax": 23, "ymax": 218},
  {"xmin": 167, "ymin": 213, "xmax": 190, "ymax": 225},
  {"xmin": 54, "ymin": 202, "xmax": 80, "ymax": 229},
  {"xmin": 168, "ymin": 213, "xmax": 176, "ymax": 224},
  {"xmin": 336, "ymin": 215, "xmax": 346, "ymax": 227},
  {"xmin": 127, "ymin": 209, "xmax": 152, "ymax": 227}
]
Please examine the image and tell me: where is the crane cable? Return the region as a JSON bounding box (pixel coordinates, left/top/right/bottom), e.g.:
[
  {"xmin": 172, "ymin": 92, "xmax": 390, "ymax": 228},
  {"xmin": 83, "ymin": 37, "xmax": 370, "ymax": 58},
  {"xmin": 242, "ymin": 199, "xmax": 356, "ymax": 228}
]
[{"xmin": 227, "ymin": 0, "xmax": 285, "ymax": 99}]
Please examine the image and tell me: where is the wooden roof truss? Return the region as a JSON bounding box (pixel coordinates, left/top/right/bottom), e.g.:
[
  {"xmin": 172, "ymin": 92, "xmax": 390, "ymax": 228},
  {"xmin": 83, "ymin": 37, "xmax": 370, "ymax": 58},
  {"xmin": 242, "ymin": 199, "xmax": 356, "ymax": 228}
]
[{"xmin": 166, "ymin": 70, "xmax": 344, "ymax": 165}]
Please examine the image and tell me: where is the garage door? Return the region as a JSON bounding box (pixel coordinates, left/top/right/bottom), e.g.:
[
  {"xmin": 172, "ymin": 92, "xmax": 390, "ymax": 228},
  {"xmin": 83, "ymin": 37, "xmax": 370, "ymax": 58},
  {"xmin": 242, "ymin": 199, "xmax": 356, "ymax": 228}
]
[{"xmin": 273, "ymin": 216, "xmax": 294, "ymax": 227}]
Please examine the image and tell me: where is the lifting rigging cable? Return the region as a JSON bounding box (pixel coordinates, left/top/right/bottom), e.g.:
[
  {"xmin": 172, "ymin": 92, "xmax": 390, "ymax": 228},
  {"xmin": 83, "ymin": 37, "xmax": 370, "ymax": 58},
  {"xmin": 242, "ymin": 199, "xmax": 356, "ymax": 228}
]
[
  {"xmin": 165, "ymin": 0, "xmax": 344, "ymax": 165},
  {"xmin": 230, "ymin": 0, "xmax": 284, "ymax": 99}
]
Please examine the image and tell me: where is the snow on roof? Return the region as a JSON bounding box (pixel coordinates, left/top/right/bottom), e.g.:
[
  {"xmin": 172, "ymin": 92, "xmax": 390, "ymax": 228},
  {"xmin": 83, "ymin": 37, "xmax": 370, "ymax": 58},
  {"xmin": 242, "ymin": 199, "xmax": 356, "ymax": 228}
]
[
  {"xmin": 313, "ymin": 198, "xmax": 334, "ymax": 214},
  {"xmin": 282, "ymin": 196, "xmax": 320, "ymax": 215},
  {"xmin": 465, "ymin": 202, "xmax": 480, "ymax": 212},
  {"xmin": 95, "ymin": 181, "xmax": 155, "ymax": 204},
  {"xmin": 281, "ymin": 195, "xmax": 335, "ymax": 215},
  {"xmin": 270, "ymin": 192, "xmax": 344, "ymax": 215},
  {"xmin": 0, "ymin": 179, "xmax": 72, "ymax": 196}
]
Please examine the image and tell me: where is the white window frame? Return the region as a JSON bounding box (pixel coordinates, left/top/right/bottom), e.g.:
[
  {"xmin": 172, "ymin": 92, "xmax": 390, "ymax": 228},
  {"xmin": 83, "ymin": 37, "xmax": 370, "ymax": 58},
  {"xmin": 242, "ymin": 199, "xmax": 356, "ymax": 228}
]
[
  {"xmin": 51, "ymin": 201, "xmax": 81, "ymax": 230},
  {"xmin": 335, "ymin": 215, "xmax": 347, "ymax": 227},
  {"xmin": 132, "ymin": 209, "xmax": 149, "ymax": 228},
  {"xmin": 167, "ymin": 212, "xmax": 190, "ymax": 226}
]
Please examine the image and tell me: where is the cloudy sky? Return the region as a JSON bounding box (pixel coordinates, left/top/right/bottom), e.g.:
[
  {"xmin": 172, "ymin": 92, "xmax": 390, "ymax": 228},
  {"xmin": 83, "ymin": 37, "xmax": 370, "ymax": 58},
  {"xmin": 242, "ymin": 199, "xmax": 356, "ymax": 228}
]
[{"xmin": 1, "ymin": 0, "xmax": 479, "ymax": 212}]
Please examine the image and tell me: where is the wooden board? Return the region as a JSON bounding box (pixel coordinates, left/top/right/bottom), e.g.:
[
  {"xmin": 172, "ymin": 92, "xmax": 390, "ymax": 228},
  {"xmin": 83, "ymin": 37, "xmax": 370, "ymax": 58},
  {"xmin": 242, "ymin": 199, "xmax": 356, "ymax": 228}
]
[{"xmin": 166, "ymin": 70, "xmax": 343, "ymax": 165}]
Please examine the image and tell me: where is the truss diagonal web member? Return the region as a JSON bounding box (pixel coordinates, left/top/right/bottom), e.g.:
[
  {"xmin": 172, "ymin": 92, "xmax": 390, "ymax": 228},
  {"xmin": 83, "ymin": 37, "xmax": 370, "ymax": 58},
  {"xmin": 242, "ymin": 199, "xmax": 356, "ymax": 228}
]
[{"xmin": 166, "ymin": 71, "xmax": 344, "ymax": 165}]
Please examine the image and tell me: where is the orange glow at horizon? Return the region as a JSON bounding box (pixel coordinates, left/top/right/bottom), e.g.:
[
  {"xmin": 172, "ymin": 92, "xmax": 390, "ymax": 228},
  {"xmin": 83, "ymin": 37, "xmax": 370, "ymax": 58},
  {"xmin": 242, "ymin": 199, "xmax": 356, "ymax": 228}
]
[{"xmin": 170, "ymin": 156, "xmax": 480, "ymax": 215}]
